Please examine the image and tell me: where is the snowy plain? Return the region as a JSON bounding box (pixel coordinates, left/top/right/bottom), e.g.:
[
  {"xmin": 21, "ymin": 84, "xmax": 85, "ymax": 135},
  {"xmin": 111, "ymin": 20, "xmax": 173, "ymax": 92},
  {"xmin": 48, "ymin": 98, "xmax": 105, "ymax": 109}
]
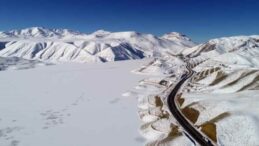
[{"xmin": 0, "ymin": 59, "xmax": 151, "ymax": 146}]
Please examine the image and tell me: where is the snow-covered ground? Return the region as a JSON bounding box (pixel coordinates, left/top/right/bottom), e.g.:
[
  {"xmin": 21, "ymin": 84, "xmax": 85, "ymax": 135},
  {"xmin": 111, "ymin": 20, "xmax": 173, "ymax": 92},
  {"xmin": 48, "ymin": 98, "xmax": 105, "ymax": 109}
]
[
  {"xmin": 132, "ymin": 35, "xmax": 259, "ymax": 146},
  {"xmin": 183, "ymin": 90, "xmax": 259, "ymax": 146},
  {"xmin": 1, "ymin": 27, "xmax": 258, "ymax": 146},
  {"xmin": 0, "ymin": 57, "xmax": 52, "ymax": 71},
  {"xmin": 0, "ymin": 59, "xmax": 151, "ymax": 146},
  {"xmin": 180, "ymin": 36, "xmax": 259, "ymax": 145}
]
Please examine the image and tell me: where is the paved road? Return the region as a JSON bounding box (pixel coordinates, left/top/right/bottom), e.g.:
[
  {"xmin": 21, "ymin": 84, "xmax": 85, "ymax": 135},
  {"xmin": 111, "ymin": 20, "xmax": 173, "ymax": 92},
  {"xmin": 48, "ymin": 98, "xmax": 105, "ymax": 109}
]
[{"xmin": 167, "ymin": 63, "xmax": 215, "ymax": 146}]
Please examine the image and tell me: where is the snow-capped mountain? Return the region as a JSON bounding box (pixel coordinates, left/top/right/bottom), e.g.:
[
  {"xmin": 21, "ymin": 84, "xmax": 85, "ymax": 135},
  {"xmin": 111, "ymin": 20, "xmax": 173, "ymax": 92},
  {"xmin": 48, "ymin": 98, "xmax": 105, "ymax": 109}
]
[
  {"xmin": 0, "ymin": 27, "xmax": 196, "ymax": 63},
  {"xmin": 161, "ymin": 32, "xmax": 195, "ymax": 47},
  {"xmin": 183, "ymin": 35, "xmax": 259, "ymax": 58},
  {"xmin": 0, "ymin": 27, "xmax": 85, "ymax": 38}
]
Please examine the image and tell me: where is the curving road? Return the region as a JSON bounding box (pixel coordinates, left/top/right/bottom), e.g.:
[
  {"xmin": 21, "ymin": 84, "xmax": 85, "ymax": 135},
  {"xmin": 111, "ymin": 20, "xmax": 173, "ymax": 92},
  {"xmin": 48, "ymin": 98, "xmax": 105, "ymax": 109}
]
[{"xmin": 167, "ymin": 63, "xmax": 215, "ymax": 146}]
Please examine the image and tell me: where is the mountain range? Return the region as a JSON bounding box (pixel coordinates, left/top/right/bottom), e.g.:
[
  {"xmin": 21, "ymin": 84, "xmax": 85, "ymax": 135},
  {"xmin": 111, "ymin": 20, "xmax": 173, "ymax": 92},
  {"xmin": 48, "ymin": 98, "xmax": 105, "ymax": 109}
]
[
  {"xmin": 0, "ymin": 27, "xmax": 258, "ymax": 66},
  {"xmin": 0, "ymin": 27, "xmax": 195, "ymax": 63}
]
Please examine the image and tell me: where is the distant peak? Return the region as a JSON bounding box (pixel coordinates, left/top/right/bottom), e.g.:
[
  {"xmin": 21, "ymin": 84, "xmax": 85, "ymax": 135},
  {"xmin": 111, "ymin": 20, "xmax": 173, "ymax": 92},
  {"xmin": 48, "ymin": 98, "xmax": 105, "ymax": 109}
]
[
  {"xmin": 4, "ymin": 27, "xmax": 83, "ymax": 38},
  {"xmin": 15, "ymin": 27, "xmax": 49, "ymax": 32},
  {"xmin": 27, "ymin": 26, "xmax": 47, "ymax": 30},
  {"xmin": 89, "ymin": 29, "xmax": 111, "ymax": 38},
  {"xmin": 92, "ymin": 29, "xmax": 110, "ymax": 34},
  {"xmin": 161, "ymin": 32, "xmax": 192, "ymax": 41},
  {"xmin": 165, "ymin": 32, "xmax": 183, "ymax": 36}
]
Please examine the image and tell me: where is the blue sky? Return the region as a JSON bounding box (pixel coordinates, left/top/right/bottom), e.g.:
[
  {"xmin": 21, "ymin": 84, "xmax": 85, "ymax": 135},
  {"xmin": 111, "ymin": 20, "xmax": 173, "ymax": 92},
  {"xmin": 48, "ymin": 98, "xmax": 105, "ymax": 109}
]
[{"xmin": 0, "ymin": 0, "xmax": 259, "ymax": 42}]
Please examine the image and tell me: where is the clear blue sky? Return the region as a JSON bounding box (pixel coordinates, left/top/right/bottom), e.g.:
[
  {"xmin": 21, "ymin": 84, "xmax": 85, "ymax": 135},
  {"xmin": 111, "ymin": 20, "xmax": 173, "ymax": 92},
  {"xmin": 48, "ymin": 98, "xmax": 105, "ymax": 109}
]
[{"xmin": 0, "ymin": 0, "xmax": 259, "ymax": 42}]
